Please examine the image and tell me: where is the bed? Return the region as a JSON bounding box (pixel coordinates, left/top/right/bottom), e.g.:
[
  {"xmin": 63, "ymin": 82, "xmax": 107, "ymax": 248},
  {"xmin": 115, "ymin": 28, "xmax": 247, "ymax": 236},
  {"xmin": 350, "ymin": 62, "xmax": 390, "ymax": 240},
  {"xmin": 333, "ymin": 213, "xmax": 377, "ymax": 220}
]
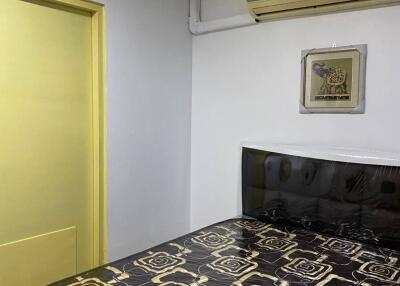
[{"xmin": 52, "ymin": 146, "xmax": 400, "ymax": 286}]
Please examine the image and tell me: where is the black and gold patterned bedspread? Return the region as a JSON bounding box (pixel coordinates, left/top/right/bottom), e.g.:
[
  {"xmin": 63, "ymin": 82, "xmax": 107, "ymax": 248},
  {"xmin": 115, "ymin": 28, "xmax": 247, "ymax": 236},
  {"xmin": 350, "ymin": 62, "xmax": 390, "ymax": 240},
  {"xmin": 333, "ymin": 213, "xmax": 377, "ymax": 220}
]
[{"xmin": 52, "ymin": 219, "xmax": 400, "ymax": 286}]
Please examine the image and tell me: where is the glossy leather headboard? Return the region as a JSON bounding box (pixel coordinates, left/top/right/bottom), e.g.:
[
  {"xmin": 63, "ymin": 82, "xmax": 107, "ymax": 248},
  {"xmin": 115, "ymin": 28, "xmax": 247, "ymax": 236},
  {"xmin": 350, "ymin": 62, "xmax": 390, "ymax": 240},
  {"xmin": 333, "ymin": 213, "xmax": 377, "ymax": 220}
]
[{"xmin": 242, "ymin": 147, "xmax": 400, "ymax": 250}]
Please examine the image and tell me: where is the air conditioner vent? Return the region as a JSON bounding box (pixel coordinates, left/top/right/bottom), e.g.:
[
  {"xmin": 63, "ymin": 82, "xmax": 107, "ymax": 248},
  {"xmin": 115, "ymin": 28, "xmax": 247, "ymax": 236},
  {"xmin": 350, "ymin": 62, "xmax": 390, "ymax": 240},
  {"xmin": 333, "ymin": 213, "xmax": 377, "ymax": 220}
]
[{"xmin": 247, "ymin": 0, "xmax": 400, "ymax": 21}]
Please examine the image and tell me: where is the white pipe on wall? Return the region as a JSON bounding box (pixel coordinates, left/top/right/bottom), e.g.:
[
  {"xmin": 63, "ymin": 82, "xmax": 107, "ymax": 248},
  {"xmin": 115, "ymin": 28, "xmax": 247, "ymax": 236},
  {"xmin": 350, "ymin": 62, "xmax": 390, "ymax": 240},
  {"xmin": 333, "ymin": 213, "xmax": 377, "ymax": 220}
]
[{"xmin": 189, "ymin": 0, "xmax": 256, "ymax": 35}]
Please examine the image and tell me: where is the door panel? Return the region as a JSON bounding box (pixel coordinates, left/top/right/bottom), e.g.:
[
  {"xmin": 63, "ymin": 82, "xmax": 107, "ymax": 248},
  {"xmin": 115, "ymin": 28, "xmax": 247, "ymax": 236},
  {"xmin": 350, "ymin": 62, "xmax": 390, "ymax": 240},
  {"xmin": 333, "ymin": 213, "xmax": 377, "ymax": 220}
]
[
  {"xmin": 0, "ymin": 0, "xmax": 96, "ymax": 284},
  {"xmin": 0, "ymin": 227, "xmax": 77, "ymax": 285}
]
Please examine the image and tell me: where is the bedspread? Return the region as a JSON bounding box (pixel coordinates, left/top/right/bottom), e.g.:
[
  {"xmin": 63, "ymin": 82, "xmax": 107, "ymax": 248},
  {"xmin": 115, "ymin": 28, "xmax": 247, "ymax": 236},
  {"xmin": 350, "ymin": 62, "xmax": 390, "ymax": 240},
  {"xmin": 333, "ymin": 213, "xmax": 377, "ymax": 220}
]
[{"xmin": 51, "ymin": 218, "xmax": 400, "ymax": 286}]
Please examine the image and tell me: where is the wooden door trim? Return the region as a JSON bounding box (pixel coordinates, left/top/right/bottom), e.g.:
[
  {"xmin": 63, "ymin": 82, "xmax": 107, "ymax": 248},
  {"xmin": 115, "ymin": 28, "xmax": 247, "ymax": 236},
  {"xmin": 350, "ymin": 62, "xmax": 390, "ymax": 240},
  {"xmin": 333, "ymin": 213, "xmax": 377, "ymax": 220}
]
[{"xmin": 21, "ymin": 0, "xmax": 107, "ymax": 267}]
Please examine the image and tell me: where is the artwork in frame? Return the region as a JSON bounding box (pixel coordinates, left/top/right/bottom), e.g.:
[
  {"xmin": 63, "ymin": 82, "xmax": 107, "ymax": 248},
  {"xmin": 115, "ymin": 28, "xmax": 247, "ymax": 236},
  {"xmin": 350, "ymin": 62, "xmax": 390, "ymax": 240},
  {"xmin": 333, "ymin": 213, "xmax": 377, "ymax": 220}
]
[{"xmin": 300, "ymin": 45, "xmax": 367, "ymax": 113}]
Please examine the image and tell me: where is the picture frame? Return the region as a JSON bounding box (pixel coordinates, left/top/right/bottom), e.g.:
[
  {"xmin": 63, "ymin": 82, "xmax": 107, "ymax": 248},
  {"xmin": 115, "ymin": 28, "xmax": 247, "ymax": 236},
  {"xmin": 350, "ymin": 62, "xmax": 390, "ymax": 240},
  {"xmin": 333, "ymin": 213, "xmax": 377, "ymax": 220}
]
[{"xmin": 300, "ymin": 44, "xmax": 367, "ymax": 113}]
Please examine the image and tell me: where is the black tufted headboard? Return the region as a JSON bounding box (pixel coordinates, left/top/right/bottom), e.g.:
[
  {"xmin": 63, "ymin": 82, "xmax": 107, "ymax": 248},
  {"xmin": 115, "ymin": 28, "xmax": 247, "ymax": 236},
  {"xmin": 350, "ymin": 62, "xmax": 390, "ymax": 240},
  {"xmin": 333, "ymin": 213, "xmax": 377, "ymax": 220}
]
[{"xmin": 242, "ymin": 147, "xmax": 400, "ymax": 250}]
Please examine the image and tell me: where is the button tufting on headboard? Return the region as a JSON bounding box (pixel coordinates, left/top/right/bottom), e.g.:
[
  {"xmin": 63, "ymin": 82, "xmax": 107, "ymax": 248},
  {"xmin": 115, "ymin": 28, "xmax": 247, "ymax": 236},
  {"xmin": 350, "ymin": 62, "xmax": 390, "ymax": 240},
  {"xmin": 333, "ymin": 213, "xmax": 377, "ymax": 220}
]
[{"xmin": 242, "ymin": 147, "xmax": 400, "ymax": 250}]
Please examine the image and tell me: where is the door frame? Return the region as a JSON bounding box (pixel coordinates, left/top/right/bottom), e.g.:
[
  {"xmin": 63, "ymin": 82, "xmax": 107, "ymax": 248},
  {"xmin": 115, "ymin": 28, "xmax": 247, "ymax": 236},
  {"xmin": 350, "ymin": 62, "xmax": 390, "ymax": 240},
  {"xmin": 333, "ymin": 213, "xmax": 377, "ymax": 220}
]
[{"xmin": 22, "ymin": 0, "xmax": 107, "ymax": 266}]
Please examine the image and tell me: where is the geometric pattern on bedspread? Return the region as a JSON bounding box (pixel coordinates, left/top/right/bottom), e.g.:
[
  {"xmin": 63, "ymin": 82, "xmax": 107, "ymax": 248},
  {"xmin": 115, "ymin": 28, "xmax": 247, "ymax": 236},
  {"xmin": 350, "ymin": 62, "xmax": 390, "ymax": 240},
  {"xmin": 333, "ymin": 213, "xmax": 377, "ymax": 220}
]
[{"xmin": 50, "ymin": 219, "xmax": 400, "ymax": 286}]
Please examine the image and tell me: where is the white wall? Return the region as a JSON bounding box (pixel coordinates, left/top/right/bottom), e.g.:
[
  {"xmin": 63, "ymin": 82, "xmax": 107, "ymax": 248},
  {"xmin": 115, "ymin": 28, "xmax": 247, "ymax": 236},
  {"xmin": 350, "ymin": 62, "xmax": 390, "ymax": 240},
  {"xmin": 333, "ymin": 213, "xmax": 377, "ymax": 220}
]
[
  {"xmin": 200, "ymin": 0, "xmax": 248, "ymax": 21},
  {"xmin": 100, "ymin": 0, "xmax": 192, "ymax": 261},
  {"xmin": 191, "ymin": 6, "xmax": 400, "ymax": 230}
]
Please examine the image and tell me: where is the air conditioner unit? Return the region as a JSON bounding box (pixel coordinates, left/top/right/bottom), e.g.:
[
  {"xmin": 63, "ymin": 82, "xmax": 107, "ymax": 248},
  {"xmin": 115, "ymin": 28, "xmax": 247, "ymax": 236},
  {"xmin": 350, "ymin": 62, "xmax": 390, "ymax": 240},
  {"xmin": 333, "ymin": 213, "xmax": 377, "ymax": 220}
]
[{"xmin": 247, "ymin": 0, "xmax": 400, "ymax": 21}]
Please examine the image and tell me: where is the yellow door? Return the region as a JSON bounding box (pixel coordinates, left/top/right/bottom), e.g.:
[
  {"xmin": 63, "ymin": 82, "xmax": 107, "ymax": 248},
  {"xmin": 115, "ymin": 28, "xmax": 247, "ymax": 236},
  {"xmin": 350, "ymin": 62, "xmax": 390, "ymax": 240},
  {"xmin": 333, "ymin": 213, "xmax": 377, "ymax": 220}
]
[{"xmin": 0, "ymin": 0, "xmax": 105, "ymax": 285}]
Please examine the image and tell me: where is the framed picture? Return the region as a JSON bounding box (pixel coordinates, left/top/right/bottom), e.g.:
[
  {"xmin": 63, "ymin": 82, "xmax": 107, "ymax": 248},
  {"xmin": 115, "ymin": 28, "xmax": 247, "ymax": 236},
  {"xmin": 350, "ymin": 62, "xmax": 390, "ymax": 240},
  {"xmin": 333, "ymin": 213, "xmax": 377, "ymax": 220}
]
[{"xmin": 300, "ymin": 45, "xmax": 367, "ymax": 113}]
